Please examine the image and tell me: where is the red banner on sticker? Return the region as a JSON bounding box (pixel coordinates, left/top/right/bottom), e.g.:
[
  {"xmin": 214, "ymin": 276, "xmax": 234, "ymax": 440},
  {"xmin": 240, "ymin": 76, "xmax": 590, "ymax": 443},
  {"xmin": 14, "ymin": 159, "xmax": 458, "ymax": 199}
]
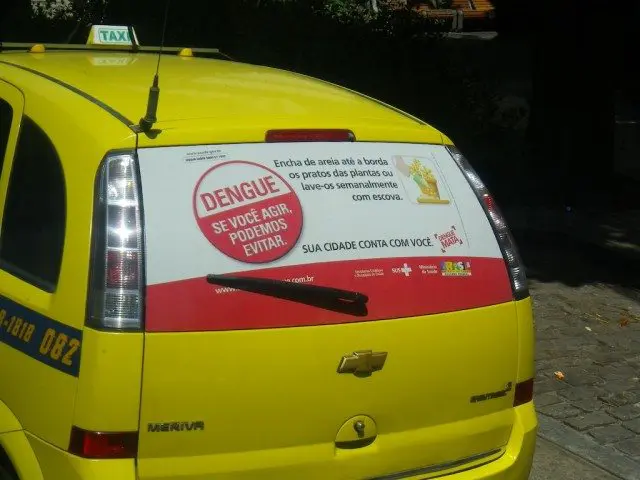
[{"xmin": 145, "ymin": 257, "xmax": 513, "ymax": 332}]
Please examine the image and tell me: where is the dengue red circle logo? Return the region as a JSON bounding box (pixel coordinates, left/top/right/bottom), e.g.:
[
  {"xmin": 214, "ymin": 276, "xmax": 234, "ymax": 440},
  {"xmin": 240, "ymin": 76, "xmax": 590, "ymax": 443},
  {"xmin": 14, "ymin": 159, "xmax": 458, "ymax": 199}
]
[{"xmin": 193, "ymin": 161, "xmax": 303, "ymax": 264}]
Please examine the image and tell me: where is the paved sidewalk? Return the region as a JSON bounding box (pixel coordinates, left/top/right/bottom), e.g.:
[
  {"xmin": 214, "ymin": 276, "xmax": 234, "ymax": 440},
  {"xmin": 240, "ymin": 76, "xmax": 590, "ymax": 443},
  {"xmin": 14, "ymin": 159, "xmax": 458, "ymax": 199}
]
[
  {"xmin": 530, "ymin": 437, "xmax": 619, "ymax": 480},
  {"xmin": 529, "ymin": 280, "xmax": 640, "ymax": 479},
  {"xmin": 505, "ymin": 206, "xmax": 640, "ymax": 479}
]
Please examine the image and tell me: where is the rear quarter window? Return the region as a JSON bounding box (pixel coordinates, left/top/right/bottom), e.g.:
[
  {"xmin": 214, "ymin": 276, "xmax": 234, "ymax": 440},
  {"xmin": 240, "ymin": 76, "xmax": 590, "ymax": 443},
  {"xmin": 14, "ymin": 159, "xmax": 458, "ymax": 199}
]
[{"xmin": 0, "ymin": 116, "xmax": 66, "ymax": 291}]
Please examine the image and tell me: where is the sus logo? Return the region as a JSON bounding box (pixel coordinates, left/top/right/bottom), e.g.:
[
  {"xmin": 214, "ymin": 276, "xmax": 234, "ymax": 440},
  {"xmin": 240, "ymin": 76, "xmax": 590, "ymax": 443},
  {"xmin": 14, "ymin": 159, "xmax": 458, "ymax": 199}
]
[{"xmin": 434, "ymin": 225, "xmax": 464, "ymax": 253}]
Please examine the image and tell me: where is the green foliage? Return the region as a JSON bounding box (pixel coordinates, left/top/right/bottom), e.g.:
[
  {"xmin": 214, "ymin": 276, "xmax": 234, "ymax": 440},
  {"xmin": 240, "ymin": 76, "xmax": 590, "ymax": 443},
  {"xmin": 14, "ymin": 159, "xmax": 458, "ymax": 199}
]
[
  {"xmin": 309, "ymin": 0, "xmax": 447, "ymax": 40},
  {"xmin": 315, "ymin": 0, "xmax": 375, "ymax": 25},
  {"xmin": 30, "ymin": 0, "xmax": 107, "ymax": 22},
  {"xmin": 370, "ymin": 6, "xmax": 448, "ymax": 40}
]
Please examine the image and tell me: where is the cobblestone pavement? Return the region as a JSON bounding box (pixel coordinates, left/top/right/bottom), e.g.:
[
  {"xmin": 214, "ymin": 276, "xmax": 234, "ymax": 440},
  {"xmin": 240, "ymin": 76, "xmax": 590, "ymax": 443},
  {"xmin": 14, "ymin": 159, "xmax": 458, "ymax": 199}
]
[
  {"xmin": 511, "ymin": 214, "xmax": 640, "ymax": 479},
  {"xmin": 531, "ymin": 280, "xmax": 640, "ymax": 477},
  {"xmin": 530, "ymin": 437, "xmax": 619, "ymax": 480}
]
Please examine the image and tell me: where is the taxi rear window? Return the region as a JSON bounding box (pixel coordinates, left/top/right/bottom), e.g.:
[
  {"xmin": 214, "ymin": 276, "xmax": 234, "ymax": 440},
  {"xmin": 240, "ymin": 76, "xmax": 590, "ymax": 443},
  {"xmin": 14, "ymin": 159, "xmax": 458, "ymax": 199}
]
[{"xmin": 137, "ymin": 142, "xmax": 512, "ymax": 332}]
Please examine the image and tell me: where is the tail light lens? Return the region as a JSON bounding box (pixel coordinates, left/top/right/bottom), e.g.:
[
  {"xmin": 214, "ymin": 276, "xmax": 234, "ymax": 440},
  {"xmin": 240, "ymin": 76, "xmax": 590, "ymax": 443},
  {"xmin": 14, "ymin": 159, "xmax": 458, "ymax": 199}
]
[
  {"xmin": 514, "ymin": 378, "xmax": 534, "ymax": 407},
  {"xmin": 87, "ymin": 152, "xmax": 145, "ymax": 331},
  {"xmin": 447, "ymin": 146, "xmax": 529, "ymax": 300},
  {"xmin": 69, "ymin": 426, "xmax": 138, "ymax": 459}
]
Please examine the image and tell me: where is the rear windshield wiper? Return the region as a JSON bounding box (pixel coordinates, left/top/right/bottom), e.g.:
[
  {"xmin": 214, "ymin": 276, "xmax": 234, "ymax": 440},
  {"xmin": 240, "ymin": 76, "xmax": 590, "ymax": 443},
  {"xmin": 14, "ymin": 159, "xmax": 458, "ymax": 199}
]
[{"xmin": 206, "ymin": 274, "xmax": 369, "ymax": 317}]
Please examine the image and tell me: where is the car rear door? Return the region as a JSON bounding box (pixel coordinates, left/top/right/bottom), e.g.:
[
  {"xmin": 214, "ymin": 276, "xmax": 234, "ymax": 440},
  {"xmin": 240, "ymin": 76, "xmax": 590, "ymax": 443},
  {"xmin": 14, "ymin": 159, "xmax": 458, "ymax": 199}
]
[{"xmin": 135, "ymin": 141, "xmax": 519, "ymax": 480}]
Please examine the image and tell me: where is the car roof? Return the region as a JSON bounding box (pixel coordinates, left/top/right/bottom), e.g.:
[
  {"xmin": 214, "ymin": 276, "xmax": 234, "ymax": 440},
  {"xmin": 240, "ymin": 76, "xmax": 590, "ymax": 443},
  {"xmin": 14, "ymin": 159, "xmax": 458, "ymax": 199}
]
[{"xmin": 0, "ymin": 51, "xmax": 436, "ymax": 136}]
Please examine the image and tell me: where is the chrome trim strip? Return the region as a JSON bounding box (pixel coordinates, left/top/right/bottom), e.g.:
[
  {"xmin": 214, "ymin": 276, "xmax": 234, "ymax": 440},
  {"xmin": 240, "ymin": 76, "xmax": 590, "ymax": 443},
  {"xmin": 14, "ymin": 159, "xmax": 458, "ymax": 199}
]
[{"xmin": 366, "ymin": 448, "xmax": 503, "ymax": 480}]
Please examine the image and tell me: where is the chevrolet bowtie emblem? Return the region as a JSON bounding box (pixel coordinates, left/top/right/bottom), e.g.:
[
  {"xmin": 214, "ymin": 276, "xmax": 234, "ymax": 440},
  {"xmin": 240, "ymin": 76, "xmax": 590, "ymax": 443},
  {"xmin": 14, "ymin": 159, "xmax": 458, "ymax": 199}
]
[{"xmin": 337, "ymin": 350, "xmax": 388, "ymax": 376}]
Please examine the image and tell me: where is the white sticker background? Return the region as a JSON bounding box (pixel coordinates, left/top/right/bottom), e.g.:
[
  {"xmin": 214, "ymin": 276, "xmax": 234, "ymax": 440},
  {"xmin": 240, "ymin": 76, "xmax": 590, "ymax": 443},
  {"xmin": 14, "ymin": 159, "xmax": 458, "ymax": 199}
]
[{"xmin": 137, "ymin": 142, "xmax": 502, "ymax": 285}]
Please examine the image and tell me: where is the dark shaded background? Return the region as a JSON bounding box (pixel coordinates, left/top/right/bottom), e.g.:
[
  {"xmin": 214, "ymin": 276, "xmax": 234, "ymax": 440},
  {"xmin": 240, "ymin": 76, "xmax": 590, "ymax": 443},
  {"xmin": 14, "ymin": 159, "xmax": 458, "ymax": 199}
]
[
  {"xmin": 2, "ymin": 1, "xmax": 638, "ymax": 210},
  {"xmin": 2, "ymin": 0, "xmax": 640, "ymax": 290}
]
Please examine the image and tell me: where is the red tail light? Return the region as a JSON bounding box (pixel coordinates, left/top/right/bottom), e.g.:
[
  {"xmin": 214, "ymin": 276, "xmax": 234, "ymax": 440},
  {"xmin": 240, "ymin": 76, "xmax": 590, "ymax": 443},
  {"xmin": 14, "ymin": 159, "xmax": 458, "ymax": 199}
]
[
  {"xmin": 69, "ymin": 427, "xmax": 138, "ymax": 459},
  {"xmin": 513, "ymin": 378, "xmax": 534, "ymax": 407},
  {"xmin": 265, "ymin": 129, "xmax": 355, "ymax": 143},
  {"xmin": 106, "ymin": 250, "xmax": 140, "ymax": 289},
  {"xmin": 481, "ymin": 193, "xmax": 496, "ymax": 212}
]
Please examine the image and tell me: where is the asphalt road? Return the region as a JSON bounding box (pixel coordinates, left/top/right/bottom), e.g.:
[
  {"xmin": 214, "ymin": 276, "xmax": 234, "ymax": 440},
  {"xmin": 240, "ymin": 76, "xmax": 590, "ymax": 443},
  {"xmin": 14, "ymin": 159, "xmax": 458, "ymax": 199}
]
[{"xmin": 531, "ymin": 437, "xmax": 619, "ymax": 480}]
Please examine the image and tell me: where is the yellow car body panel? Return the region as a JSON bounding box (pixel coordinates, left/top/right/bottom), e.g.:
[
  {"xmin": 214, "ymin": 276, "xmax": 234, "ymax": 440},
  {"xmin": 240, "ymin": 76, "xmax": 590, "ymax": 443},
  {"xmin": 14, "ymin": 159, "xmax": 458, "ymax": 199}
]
[
  {"xmin": 0, "ymin": 51, "xmax": 442, "ymax": 139},
  {"xmin": 7, "ymin": 404, "xmax": 536, "ymax": 480},
  {"xmin": 515, "ymin": 297, "xmax": 535, "ymax": 383},
  {"xmin": 136, "ymin": 300, "xmax": 530, "ymax": 480},
  {"xmin": 7, "ymin": 404, "xmax": 533, "ymax": 480},
  {"xmin": 0, "ymin": 52, "xmax": 444, "ymax": 147},
  {"xmin": 72, "ymin": 329, "xmax": 144, "ymax": 433},
  {"xmin": 0, "ymin": 46, "xmax": 535, "ymax": 480},
  {"xmin": 0, "ymin": 401, "xmax": 21, "ymax": 434},
  {"xmin": 136, "ymin": 406, "xmax": 536, "ymax": 480}
]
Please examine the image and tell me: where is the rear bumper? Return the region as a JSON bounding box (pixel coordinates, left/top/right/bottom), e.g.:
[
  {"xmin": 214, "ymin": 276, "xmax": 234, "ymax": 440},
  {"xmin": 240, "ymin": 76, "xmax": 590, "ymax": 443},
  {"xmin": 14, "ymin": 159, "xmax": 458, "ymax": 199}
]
[
  {"xmin": 20, "ymin": 403, "xmax": 536, "ymax": 480},
  {"xmin": 366, "ymin": 403, "xmax": 536, "ymax": 480},
  {"xmin": 433, "ymin": 402, "xmax": 537, "ymax": 480},
  {"xmin": 382, "ymin": 402, "xmax": 536, "ymax": 479}
]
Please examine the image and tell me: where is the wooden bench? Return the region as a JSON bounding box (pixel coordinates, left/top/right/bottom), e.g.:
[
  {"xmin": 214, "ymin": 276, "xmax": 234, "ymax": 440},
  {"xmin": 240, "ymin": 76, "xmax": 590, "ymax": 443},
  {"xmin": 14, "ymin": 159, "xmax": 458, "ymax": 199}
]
[{"xmin": 415, "ymin": 0, "xmax": 495, "ymax": 21}]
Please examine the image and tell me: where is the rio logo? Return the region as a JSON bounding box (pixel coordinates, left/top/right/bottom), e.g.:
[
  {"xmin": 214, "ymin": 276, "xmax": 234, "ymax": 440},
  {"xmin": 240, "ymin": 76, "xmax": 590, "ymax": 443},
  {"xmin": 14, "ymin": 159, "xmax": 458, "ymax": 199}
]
[{"xmin": 440, "ymin": 261, "xmax": 472, "ymax": 277}]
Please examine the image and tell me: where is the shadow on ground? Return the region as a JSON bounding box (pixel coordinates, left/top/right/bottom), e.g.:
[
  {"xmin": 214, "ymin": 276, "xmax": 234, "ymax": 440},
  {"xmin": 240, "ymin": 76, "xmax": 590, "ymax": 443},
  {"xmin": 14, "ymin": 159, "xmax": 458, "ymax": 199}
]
[{"xmin": 513, "ymin": 228, "xmax": 640, "ymax": 303}]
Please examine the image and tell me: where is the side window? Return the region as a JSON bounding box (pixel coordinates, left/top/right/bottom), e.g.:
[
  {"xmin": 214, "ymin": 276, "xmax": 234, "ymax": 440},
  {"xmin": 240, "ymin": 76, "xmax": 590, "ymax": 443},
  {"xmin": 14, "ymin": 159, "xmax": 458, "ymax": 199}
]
[
  {"xmin": 0, "ymin": 98, "xmax": 12, "ymax": 174},
  {"xmin": 0, "ymin": 116, "xmax": 66, "ymax": 291}
]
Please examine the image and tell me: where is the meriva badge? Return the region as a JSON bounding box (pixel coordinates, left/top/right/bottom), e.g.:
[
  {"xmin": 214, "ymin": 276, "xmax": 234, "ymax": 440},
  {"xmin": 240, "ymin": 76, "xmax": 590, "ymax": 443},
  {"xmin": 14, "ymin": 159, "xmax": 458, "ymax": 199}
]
[{"xmin": 147, "ymin": 421, "xmax": 205, "ymax": 433}]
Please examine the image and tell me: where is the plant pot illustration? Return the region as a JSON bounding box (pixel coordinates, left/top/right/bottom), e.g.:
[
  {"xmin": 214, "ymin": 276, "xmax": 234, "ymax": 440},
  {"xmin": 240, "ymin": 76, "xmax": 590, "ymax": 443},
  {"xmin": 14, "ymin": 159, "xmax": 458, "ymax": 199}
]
[{"xmin": 394, "ymin": 156, "xmax": 450, "ymax": 204}]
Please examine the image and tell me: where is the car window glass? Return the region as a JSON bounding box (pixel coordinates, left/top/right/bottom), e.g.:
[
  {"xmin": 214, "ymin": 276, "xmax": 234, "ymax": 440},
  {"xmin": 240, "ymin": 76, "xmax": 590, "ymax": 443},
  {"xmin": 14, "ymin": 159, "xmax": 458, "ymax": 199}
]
[{"xmin": 0, "ymin": 116, "xmax": 66, "ymax": 291}]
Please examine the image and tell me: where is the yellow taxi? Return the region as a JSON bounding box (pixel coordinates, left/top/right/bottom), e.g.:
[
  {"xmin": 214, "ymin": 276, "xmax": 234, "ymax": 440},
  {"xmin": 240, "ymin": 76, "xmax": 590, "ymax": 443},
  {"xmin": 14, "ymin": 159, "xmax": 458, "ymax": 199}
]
[{"xmin": 0, "ymin": 25, "xmax": 536, "ymax": 480}]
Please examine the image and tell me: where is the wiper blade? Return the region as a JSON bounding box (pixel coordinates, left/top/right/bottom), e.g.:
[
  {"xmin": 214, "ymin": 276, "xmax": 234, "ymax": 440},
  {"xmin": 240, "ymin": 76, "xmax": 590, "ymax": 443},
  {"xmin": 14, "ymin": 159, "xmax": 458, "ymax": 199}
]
[{"xmin": 206, "ymin": 274, "xmax": 369, "ymax": 317}]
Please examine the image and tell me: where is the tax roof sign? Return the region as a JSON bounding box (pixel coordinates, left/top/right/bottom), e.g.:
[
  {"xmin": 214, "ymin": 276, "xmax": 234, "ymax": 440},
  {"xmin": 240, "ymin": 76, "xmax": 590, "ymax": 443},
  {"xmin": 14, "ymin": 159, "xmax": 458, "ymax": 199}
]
[{"xmin": 87, "ymin": 25, "xmax": 139, "ymax": 46}]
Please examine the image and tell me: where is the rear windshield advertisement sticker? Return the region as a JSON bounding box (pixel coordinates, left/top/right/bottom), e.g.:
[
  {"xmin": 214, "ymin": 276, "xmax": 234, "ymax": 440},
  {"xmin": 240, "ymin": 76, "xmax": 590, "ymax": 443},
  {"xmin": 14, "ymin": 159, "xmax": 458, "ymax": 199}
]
[{"xmin": 138, "ymin": 143, "xmax": 511, "ymax": 331}]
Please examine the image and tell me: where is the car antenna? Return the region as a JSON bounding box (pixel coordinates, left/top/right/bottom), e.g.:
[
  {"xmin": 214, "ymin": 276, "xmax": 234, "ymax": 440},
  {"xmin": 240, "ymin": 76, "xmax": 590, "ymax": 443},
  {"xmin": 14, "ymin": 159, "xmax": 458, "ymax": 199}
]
[{"xmin": 138, "ymin": 0, "xmax": 171, "ymax": 133}]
